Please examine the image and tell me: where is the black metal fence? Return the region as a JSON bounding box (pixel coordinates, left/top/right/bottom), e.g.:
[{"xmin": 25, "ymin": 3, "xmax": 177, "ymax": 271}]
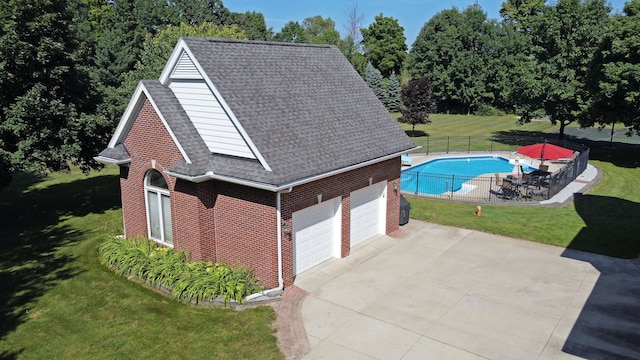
[
  {"xmin": 409, "ymin": 136, "xmax": 588, "ymax": 155},
  {"xmin": 402, "ymin": 137, "xmax": 590, "ymax": 203}
]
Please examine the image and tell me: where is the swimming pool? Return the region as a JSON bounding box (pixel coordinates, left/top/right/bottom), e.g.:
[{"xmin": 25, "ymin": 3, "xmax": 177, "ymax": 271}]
[{"xmin": 401, "ymin": 156, "xmax": 537, "ymax": 195}]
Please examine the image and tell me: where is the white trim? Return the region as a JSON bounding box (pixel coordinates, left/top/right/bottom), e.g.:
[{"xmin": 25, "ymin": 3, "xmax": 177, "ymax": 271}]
[
  {"xmin": 160, "ymin": 38, "xmax": 272, "ymax": 172},
  {"xmin": 165, "ymin": 147, "xmax": 420, "ymax": 192},
  {"xmin": 108, "ymin": 82, "xmax": 192, "ymax": 164},
  {"xmin": 144, "ymin": 170, "xmax": 173, "ymax": 247},
  {"xmin": 93, "ymin": 156, "xmax": 130, "ymax": 165}
]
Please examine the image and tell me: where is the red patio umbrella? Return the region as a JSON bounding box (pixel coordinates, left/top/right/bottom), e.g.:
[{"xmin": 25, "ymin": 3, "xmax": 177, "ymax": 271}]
[{"xmin": 517, "ymin": 143, "xmax": 574, "ymax": 161}]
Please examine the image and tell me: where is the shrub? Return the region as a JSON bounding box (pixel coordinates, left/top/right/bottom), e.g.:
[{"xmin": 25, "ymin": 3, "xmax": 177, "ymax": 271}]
[
  {"xmin": 475, "ymin": 104, "xmax": 506, "ymax": 116},
  {"xmin": 98, "ymin": 237, "xmax": 262, "ymax": 305}
]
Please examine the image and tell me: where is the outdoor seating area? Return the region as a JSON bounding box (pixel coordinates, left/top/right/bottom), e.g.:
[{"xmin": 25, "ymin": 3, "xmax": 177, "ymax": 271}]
[{"xmin": 497, "ymin": 170, "xmax": 550, "ymax": 201}]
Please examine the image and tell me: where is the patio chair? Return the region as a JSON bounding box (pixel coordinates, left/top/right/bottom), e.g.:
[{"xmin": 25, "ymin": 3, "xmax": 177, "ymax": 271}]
[
  {"xmin": 500, "ymin": 179, "xmax": 514, "ymax": 200},
  {"xmin": 539, "ymin": 164, "xmax": 549, "ymax": 172}
]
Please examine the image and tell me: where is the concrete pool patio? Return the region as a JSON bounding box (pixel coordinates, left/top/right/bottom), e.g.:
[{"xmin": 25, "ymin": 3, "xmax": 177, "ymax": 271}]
[{"xmin": 271, "ymin": 164, "xmax": 640, "ymax": 360}]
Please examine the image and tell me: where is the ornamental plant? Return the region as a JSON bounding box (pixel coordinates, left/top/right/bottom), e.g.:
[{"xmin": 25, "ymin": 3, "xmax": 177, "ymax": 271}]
[{"xmin": 99, "ymin": 236, "xmax": 262, "ymax": 305}]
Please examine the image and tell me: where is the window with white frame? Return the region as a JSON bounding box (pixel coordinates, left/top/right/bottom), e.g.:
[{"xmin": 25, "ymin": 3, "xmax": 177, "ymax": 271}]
[{"xmin": 145, "ymin": 170, "xmax": 173, "ymax": 245}]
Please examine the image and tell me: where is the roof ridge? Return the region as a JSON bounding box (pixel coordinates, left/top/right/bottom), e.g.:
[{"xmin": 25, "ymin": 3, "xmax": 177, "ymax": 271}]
[{"xmin": 180, "ymin": 37, "xmax": 335, "ymax": 49}]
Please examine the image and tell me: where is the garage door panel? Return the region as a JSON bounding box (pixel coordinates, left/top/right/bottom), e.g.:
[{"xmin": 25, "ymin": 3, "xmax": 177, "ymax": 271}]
[
  {"xmin": 350, "ymin": 181, "xmax": 387, "ymax": 247},
  {"xmin": 293, "ymin": 197, "xmax": 341, "ymax": 275}
]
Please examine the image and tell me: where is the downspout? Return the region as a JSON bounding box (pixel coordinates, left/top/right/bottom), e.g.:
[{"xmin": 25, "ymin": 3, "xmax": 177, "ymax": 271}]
[{"xmin": 246, "ymin": 186, "xmax": 293, "ymax": 300}]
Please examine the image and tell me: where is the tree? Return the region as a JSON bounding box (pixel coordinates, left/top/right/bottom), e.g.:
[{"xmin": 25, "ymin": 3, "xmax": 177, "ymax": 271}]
[
  {"xmin": 92, "ymin": 0, "xmax": 178, "ymax": 91},
  {"xmin": 365, "ymin": 62, "xmax": 386, "ymax": 104},
  {"xmin": 231, "ymin": 11, "xmax": 272, "ymax": 40},
  {"xmin": 0, "ymin": 0, "xmax": 96, "ymax": 189},
  {"xmin": 273, "ymin": 21, "xmax": 308, "ymax": 43},
  {"xmin": 172, "ymin": 0, "xmax": 231, "ymax": 26},
  {"xmin": 339, "ymin": 2, "xmax": 367, "ymax": 75},
  {"xmin": 399, "ymin": 78, "xmax": 437, "ymax": 137},
  {"xmin": 407, "ymin": 5, "xmax": 496, "ymax": 114},
  {"xmin": 302, "ymin": 15, "xmax": 340, "ymax": 45},
  {"xmin": 500, "ymin": 0, "xmax": 546, "ymax": 34},
  {"xmin": 361, "ymin": 14, "xmax": 407, "ymax": 77},
  {"xmin": 521, "ymin": 0, "xmax": 611, "ymax": 140},
  {"xmin": 584, "ymin": 0, "xmax": 640, "ymax": 135},
  {"xmin": 387, "ymin": 73, "xmax": 402, "ymax": 111}
]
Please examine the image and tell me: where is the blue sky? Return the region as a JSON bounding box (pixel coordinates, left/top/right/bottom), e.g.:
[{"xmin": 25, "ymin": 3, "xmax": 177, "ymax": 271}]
[{"xmin": 226, "ymin": 0, "xmax": 628, "ymax": 47}]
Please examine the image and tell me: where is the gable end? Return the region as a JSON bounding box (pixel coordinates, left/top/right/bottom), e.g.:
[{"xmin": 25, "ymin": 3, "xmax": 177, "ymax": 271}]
[{"xmin": 171, "ymin": 51, "xmax": 203, "ymax": 80}]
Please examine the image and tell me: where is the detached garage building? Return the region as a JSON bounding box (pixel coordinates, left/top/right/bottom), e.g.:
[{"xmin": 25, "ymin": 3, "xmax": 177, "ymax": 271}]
[{"xmin": 96, "ymin": 38, "xmax": 416, "ymax": 290}]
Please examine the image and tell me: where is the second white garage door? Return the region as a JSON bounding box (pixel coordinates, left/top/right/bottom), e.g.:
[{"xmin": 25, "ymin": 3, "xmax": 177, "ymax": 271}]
[
  {"xmin": 350, "ymin": 181, "xmax": 387, "ymax": 247},
  {"xmin": 293, "ymin": 196, "xmax": 342, "ymax": 275}
]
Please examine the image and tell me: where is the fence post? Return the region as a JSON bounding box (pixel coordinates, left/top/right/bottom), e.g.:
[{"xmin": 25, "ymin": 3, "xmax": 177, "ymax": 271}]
[
  {"xmin": 468, "ymin": 137, "xmax": 471, "ymax": 153},
  {"xmin": 450, "ymin": 175, "xmax": 455, "ymax": 199},
  {"xmin": 447, "ymin": 137, "xmax": 450, "ymax": 153},
  {"xmin": 415, "ymin": 173, "xmax": 419, "ymax": 195},
  {"xmin": 426, "ymin": 137, "xmax": 430, "ymax": 155}
]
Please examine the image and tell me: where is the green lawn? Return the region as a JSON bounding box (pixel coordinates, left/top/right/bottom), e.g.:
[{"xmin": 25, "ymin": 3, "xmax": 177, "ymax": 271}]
[
  {"xmin": 400, "ymin": 115, "xmax": 640, "ymax": 259},
  {"xmin": 0, "ymin": 114, "xmax": 637, "ymax": 358},
  {"xmin": 0, "ymin": 167, "xmax": 281, "ymax": 359}
]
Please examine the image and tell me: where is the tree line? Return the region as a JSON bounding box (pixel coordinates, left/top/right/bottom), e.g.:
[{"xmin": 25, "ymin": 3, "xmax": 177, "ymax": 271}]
[{"xmin": 1, "ymin": 0, "xmax": 639, "ymax": 189}]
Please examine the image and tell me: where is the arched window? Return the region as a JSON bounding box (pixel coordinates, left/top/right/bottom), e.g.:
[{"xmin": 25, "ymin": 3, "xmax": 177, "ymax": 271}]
[{"xmin": 144, "ymin": 170, "xmax": 173, "ymax": 245}]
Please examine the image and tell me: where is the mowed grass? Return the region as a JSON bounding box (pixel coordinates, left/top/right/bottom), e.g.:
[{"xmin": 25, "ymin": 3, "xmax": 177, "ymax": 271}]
[
  {"xmin": 394, "ymin": 113, "xmax": 559, "ymax": 152},
  {"xmin": 400, "ymin": 115, "xmax": 640, "ymax": 259},
  {"xmin": 0, "ymin": 167, "xmax": 281, "ymax": 359}
]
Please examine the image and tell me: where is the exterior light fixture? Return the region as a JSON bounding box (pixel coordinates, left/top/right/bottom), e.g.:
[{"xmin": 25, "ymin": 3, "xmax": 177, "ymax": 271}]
[{"xmin": 283, "ymin": 223, "xmax": 291, "ymax": 235}]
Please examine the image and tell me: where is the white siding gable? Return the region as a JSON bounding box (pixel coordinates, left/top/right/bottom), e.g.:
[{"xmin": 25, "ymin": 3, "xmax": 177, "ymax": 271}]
[
  {"xmin": 169, "ymin": 80, "xmax": 256, "ymax": 159},
  {"xmin": 171, "ymin": 51, "xmax": 203, "ymax": 79}
]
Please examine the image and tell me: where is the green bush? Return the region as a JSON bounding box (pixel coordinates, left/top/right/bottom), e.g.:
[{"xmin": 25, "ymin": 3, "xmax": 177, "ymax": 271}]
[
  {"xmin": 99, "ymin": 236, "xmax": 262, "ymax": 305},
  {"xmin": 475, "ymin": 104, "xmax": 506, "ymax": 116}
]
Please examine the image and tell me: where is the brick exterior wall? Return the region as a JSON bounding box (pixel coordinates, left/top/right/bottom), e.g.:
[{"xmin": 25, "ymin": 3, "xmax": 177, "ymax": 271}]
[
  {"xmin": 119, "ymin": 99, "xmax": 402, "ymax": 289},
  {"xmin": 213, "ymin": 183, "xmax": 278, "ymax": 288}
]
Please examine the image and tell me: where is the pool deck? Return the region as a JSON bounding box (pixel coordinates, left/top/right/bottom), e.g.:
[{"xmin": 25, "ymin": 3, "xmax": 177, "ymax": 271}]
[{"xmin": 402, "ymin": 152, "xmax": 599, "ymax": 205}]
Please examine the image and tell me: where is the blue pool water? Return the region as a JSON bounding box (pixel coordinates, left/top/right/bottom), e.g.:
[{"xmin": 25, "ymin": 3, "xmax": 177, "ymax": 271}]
[{"xmin": 401, "ymin": 156, "xmax": 537, "ymax": 195}]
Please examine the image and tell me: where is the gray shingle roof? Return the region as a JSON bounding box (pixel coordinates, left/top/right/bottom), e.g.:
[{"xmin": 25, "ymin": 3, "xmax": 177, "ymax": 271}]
[
  {"xmin": 101, "ymin": 38, "xmax": 416, "ymax": 187},
  {"xmin": 97, "ymin": 144, "xmax": 129, "ymax": 162}
]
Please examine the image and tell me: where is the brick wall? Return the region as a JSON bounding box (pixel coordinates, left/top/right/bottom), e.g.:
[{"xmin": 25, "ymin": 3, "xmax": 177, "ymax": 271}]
[{"xmin": 213, "ymin": 182, "xmax": 278, "ymax": 288}]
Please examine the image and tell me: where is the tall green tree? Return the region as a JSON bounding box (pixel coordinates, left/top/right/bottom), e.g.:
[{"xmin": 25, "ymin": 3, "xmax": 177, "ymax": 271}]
[
  {"xmin": 584, "ymin": 0, "xmax": 640, "ymax": 135},
  {"xmin": 172, "ymin": 0, "xmax": 231, "ymax": 25},
  {"xmin": 361, "ymin": 14, "xmax": 407, "ymax": 77},
  {"xmin": 93, "ymin": 0, "xmax": 178, "ymax": 90},
  {"xmin": 273, "ymin": 21, "xmax": 308, "ymax": 43},
  {"xmin": 231, "ymin": 11, "xmax": 272, "ymax": 40},
  {"xmin": 302, "ymin": 15, "xmax": 340, "ymax": 45},
  {"xmin": 407, "ymin": 5, "xmax": 496, "ymax": 114},
  {"xmin": 400, "ymin": 78, "xmax": 437, "ymax": 137},
  {"xmin": 0, "ymin": 0, "xmax": 96, "ymax": 189},
  {"xmin": 500, "ymin": 0, "xmax": 546, "ymax": 33},
  {"xmin": 520, "ymin": 0, "xmax": 611, "ymax": 139}
]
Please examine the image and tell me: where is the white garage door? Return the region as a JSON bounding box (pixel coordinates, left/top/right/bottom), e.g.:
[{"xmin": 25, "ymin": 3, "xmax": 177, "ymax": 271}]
[
  {"xmin": 293, "ymin": 196, "xmax": 341, "ymax": 275},
  {"xmin": 350, "ymin": 181, "xmax": 387, "ymax": 247}
]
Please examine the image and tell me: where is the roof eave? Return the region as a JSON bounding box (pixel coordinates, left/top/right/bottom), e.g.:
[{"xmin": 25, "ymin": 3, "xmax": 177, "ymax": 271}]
[
  {"xmin": 164, "ymin": 146, "xmax": 419, "ymax": 192},
  {"xmin": 94, "ymin": 156, "xmax": 131, "ymax": 166}
]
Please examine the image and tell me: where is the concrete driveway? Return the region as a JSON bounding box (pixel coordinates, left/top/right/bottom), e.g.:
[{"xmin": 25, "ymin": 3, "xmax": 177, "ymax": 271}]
[{"xmin": 294, "ymin": 220, "xmax": 640, "ymax": 360}]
